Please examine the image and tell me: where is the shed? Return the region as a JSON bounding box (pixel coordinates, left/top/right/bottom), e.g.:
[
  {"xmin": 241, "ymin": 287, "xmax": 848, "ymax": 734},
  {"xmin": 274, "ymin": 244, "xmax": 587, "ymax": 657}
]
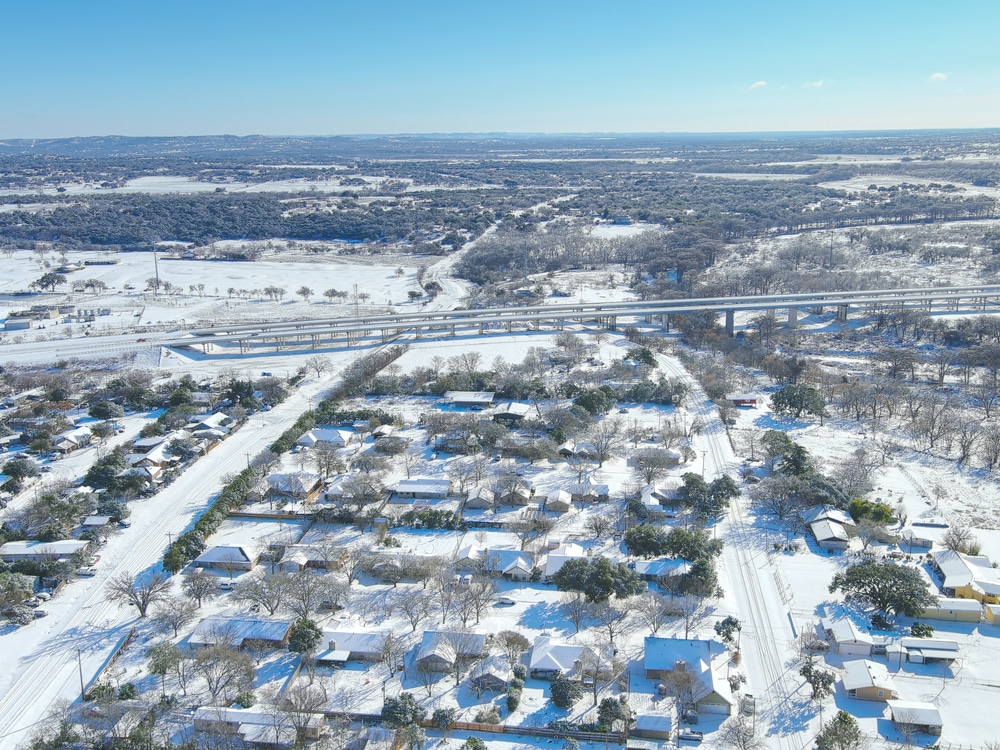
[
  {"xmin": 886, "ymin": 700, "xmax": 943, "ymax": 736},
  {"xmin": 822, "ymin": 617, "xmax": 874, "ymax": 656},
  {"xmin": 919, "ymin": 597, "xmax": 982, "ymax": 623},
  {"xmin": 633, "ymin": 713, "xmax": 673, "ymax": 740}
]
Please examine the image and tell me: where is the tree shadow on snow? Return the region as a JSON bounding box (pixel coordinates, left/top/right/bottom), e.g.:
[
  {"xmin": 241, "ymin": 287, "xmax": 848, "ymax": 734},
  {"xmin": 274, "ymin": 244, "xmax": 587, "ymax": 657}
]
[{"xmin": 519, "ymin": 601, "xmax": 574, "ymax": 634}]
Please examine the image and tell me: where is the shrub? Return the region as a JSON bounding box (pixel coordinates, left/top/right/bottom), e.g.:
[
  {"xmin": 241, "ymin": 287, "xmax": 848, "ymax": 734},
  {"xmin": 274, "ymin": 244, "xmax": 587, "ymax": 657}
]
[
  {"xmin": 117, "ymin": 683, "xmax": 137, "ymax": 700},
  {"xmin": 475, "ymin": 706, "xmax": 501, "ymax": 725},
  {"xmin": 233, "ymin": 690, "xmax": 256, "ymax": 708},
  {"xmin": 550, "ymin": 676, "xmax": 583, "ymax": 709},
  {"xmin": 512, "ymin": 664, "xmax": 527, "ymax": 681}
]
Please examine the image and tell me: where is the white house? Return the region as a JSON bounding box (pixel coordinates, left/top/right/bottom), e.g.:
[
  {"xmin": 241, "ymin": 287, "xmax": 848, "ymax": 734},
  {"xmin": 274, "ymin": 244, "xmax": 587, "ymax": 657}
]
[
  {"xmin": 395, "ymin": 477, "xmax": 452, "ymax": 499},
  {"xmin": 296, "ymin": 427, "xmax": 354, "ymax": 450},
  {"xmin": 643, "ymin": 636, "xmax": 734, "ymax": 715},
  {"xmin": 822, "ymin": 617, "xmax": 874, "ymax": 656},
  {"xmin": 544, "ymin": 542, "xmax": 588, "ymax": 578}
]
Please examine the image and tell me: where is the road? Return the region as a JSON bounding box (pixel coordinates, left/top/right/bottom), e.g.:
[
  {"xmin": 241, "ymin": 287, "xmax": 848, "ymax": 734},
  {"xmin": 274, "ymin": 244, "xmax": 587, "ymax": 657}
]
[
  {"xmin": 0, "ymin": 373, "xmax": 337, "ymax": 747},
  {"xmin": 655, "ymin": 352, "xmax": 803, "ymax": 750}
]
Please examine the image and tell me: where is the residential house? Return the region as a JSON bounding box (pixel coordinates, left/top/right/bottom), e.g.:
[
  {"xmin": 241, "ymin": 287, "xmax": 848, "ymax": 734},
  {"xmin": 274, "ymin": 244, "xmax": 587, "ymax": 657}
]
[
  {"xmin": 493, "ymin": 402, "xmax": 531, "ymax": 423},
  {"xmin": 528, "ymin": 636, "xmax": 598, "ymax": 680},
  {"xmin": 187, "ymin": 412, "xmax": 232, "ymax": 434},
  {"xmin": 919, "ymin": 597, "xmax": 982, "ymax": 623},
  {"xmin": 630, "ymin": 558, "xmax": 692, "ymax": 582},
  {"xmin": 821, "ymin": 617, "xmax": 874, "ymax": 656},
  {"xmin": 316, "ymin": 629, "xmax": 390, "ymax": 666},
  {"xmin": 455, "ymin": 546, "xmax": 534, "ymax": 581},
  {"xmin": 193, "ymin": 545, "xmax": 257, "ymax": 572},
  {"xmin": 52, "ymin": 425, "xmax": 92, "ymax": 454},
  {"xmin": 81, "ymin": 515, "xmax": 113, "ymax": 529},
  {"xmin": 842, "ymin": 659, "xmax": 898, "ymax": 701},
  {"xmin": 0, "ymin": 539, "xmax": 88, "ymax": 562},
  {"xmin": 464, "ymin": 486, "xmax": 494, "ymax": 510},
  {"xmin": 296, "ymin": 427, "xmax": 354, "ymax": 450},
  {"xmin": 886, "ymin": 701, "xmax": 943, "ymax": 736},
  {"xmin": 727, "ymin": 393, "xmax": 759, "ymax": 408},
  {"xmin": 395, "ymin": 477, "xmax": 452, "ymax": 500},
  {"xmin": 276, "ymin": 544, "xmax": 347, "ymax": 572},
  {"xmin": 267, "ymin": 472, "xmax": 322, "ymax": 503},
  {"xmin": 543, "ymin": 542, "xmax": 588, "ymax": 578},
  {"xmin": 320, "ymin": 475, "xmax": 350, "ymax": 504},
  {"xmin": 468, "ymin": 654, "xmax": 510, "ymax": 694},
  {"xmin": 643, "ymin": 636, "xmax": 734, "ymax": 715},
  {"xmin": 565, "ymin": 478, "xmax": 610, "ymax": 503},
  {"xmin": 557, "ymin": 441, "xmax": 599, "ymax": 460},
  {"xmin": 545, "ymin": 489, "xmax": 573, "ymax": 513},
  {"xmin": 188, "ymin": 618, "xmax": 293, "ymax": 650},
  {"xmin": 931, "ymin": 549, "xmax": 1000, "ymax": 603},
  {"xmin": 193, "ymin": 706, "xmax": 324, "ymax": 744},
  {"xmin": 415, "ymin": 631, "xmax": 487, "ymax": 673},
  {"xmin": 372, "ymin": 424, "xmax": 395, "ymax": 440},
  {"xmin": 899, "ymin": 528, "xmax": 934, "ymax": 551}
]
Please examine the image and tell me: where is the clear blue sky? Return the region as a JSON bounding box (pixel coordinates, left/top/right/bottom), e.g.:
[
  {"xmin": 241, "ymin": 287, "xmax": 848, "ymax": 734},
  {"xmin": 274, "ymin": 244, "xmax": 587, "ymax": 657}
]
[{"xmin": 3, "ymin": 1, "xmax": 998, "ymax": 138}]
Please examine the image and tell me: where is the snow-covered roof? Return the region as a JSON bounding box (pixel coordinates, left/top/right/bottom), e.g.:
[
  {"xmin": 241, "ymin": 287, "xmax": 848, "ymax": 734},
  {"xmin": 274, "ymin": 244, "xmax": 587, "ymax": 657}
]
[
  {"xmin": 319, "ymin": 628, "xmax": 389, "ymax": 659},
  {"xmin": 189, "ymin": 618, "xmax": 292, "ymax": 647},
  {"xmin": 0, "ymin": 539, "xmax": 88, "ymax": 558},
  {"xmin": 886, "ymin": 700, "xmax": 943, "ymax": 728},
  {"xmin": 194, "ymin": 545, "xmax": 255, "ymax": 565},
  {"xmin": 811, "ymin": 519, "xmax": 850, "ymax": 543},
  {"xmin": 81, "ymin": 515, "xmax": 112, "ymax": 527},
  {"xmin": 529, "ymin": 636, "xmax": 593, "ymax": 674},
  {"xmin": 843, "ymin": 659, "xmax": 897, "ymax": 693},
  {"xmin": 267, "ymin": 472, "xmax": 321, "ymax": 496},
  {"xmin": 643, "ymin": 636, "xmax": 732, "ymax": 706},
  {"xmin": 457, "ymin": 546, "xmax": 533, "ymax": 575},
  {"xmin": 932, "ymin": 549, "xmax": 1000, "ymax": 595},
  {"xmin": 416, "ymin": 631, "xmax": 487, "ymax": 663},
  {"xmin": 296, "ymin": 427, "xmax": 353, "ymax": 447},
  {"xmin": 444, "ymin": 391, "xmax": 495, "ymax": 405},
  {"xmin": 544, "ymin": 543, "xmax": 587, "ymax": 577},
  {"xmin": 801, "ymin": 504, "xmax": 856, "ymax": 527},
  {"xmin": 493, "ymin": 402, "xmax": 531, "ymax": 418},
  {"xmin": 822, "ymin": 617, "xmax": 874, "ymax": 646},
  {"xmin": 632, "ymin": 558, "xmax": 692, "ymax": 578},
  {"xmin": 396, "ymin": 477, "xmax": 451, "ymax": 496}
]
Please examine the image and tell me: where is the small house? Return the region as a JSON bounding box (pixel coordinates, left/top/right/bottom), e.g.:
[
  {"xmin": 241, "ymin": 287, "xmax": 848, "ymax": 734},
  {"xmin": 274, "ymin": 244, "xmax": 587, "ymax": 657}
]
[
  {"xmin": 464, "ymin": 486, "xmax": 494, "ymax": 510},
  {"xmin": 0, "ymin": 539, "xmax": 88, "ymax": 562},
  {"xmin": 193, "ymin": 706, "xmax": 324, "ymax": 744},
  {"xmin": 842, "ymin": 659, "xmax": 898, "ymax": 701},
  {"xmin": 546, "ymin": 489, "xmax": 573, "ymax": 513},
  {"xmin": 566, "ymin": 478, "xmax": 610, "ymax": 503},
  {"xmin": 728, "ymin": 393, "xmax": 759, "ymax": 408},
  {"xmin": 296, "ymin": 427, "xmax": 354, "ymax": 450},
  {"xmin": 810, "ymin": 519, "xmax": 850, "ymax": 551},
  {"xmin": 931, "ymin": 549, "xmax": 1000, "ymax": 604},
  {"xmin": 632, "ymin": 713, "xmax": 673, "ymax": 741},
  {"xmin": 543, "ymin": 542, "xmax": 587, "ymax": 578},
  {"xmin": 444, "ymin": 391, "xmax": 495, "ymax": 408},
  {"xmin": 493, "ymin": 402, "xmax": 531, "ymax": 423},
  {"xmin": 822, "ymin": 617, "xmax": 874, "ymax": 656},
  {"xmin": 468, "ymin": 654, "xmax": 510, "ymax": 694},
  {"xmin": 267, "ymin": 472, "xmax": 322, "ymax": 503},
  {"xmin": 316, "ymin": 629, "xmax": 390, "ymax": 665}
]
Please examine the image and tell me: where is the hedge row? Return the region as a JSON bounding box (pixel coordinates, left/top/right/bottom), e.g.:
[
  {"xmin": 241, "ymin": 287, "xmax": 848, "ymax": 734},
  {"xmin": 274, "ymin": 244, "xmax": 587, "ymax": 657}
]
[{"xmin": 162, "ymin": 467, "xmax": 255, "ymax": 574}]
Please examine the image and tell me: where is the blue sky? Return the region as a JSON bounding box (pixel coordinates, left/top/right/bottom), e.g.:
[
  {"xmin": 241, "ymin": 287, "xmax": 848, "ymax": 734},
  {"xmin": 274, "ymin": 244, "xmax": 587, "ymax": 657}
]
[{"xmin": 2, "ymin": 1, "xmax": 998, "ymax": 138}]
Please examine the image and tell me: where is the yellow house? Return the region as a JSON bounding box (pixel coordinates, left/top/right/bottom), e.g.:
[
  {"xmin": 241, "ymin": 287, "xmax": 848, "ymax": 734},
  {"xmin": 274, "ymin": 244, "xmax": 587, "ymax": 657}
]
[
  {"xmin": 983, "ymin": 603, "xmax": 1000, "ymax": 625},
  {"xmin": 931, "ymin": 549, "xmax": 1000, "ymax": 604}
]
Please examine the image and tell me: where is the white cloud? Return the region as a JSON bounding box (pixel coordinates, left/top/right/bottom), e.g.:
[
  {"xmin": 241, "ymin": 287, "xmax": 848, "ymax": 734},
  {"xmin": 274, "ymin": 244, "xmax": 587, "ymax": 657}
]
[
  {"xmin": 803, "ymin": 80, "xmax": 824, "ymax": 88},
  {"xmin": 929, "ymin": 72, "xmax": 947, "ymax": 82},
  {"xmin": 749, "ymin": 80, "xmax": 767, "ymax": 90}
]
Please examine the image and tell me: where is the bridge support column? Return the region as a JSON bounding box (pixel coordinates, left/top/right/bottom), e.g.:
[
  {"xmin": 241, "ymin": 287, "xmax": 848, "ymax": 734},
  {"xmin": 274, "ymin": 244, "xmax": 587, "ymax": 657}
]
[
  {"xmin": 787, "ymin": 307, "xmax": 798, "ymax": 329},
  {"xmin": 478, "ymin": 323, "xmax": 484, "ymax": 334},
  {"xmin": 450, "ymin": 324, "xmax": 455, "ymax": 337},
  {"xmin": 725, "ymin": 310, "xmax": 735, "ymax": 337},
  {"xmin": 661, "ymin": 314, "xmax": 670, "ymax": 333},
  {"xmin": 608, "ymin": 316, "xmax": 617, "ymax": 331},
  {"xmin": 837, "ymin": 304, "xmax": 849, "ymax": 322},
  {"xmin": 415, "ymin": 326, "xmax": 422, "ymax": 339},
  {"xmin": 505, "ymin": 321, "xmax": 512, "ymax": 332}
]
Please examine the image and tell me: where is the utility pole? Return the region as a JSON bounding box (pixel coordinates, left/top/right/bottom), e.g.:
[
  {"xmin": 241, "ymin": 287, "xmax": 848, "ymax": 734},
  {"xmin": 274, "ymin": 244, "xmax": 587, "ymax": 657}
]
[
  {"xmin": 76, "ymin": 648, "xmax": 86, "ymax": 702},
  {"xmin": 152, "ymin": 249, "xmax": 160, "ymax": 295}
]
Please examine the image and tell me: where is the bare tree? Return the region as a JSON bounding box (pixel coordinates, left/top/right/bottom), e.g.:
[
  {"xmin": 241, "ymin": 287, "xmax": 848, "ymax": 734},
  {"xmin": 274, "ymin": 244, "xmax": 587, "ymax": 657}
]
[
  {"xmin": 632, "ymin": 447, "xmax": 675, "ymax": 484},
  {"xmin": 182, "ymin": 568, "xmax": 219, "ymax": 608},
  {"xmin": 720, "ymin": 713, "xmax": 767, "ymax": 750},
  {"xmin": 394, "ymin": 588, "xmax": 434, "ymax": 632},
  {"xmin": 233, "ymin": 572, "xmax": 291, "ymax": 615},
  {"xmin": 153, "ymin": 596, "xmax": 198, "ymax": 637},
  {"xmin": 674, "ymin": 594, "xmax": 708, "ymax": 639},
  {"xmin": 313, "ymin": 447, "xmax": 344, "ymax": 479},
  {"xmin": 195, "ymin": 645, "xmax": 256, "ymax": 705},
  {"xmin": 304, "ymin": 355, "xmax": 330, "ymax": 377},
  {"xmin": 285, "ymin": 571, "xmax": 349, "ymax": 620},
  {"xmin": 579, "ymin": 635, "xmax": 624, "ymax": 706},
  {"xmin": 509, "ymin": 509, "xmax": 554, "ymax": 550},
  {"xmin": 584, "ymin": 511, "xmax": 614, "ymax": 541},
  {"xmin": 590, "ymin": 600, "xmax": 635, "ymax": 646},
  {"xmin": 465, "ymin": 574, "xmax": 498, "ymax": 624},
  {"xmin": 588, "ymin": 418, "xmax": 624, "ymax": 467},
  {"xmin": 281, "ymin": 681, "xmax": 330, "ymax": 744},
  {"xmin": 494, "ymin": 630, "xmax": 531, "ymax": 667},
  {"xmin": 105, "ymin": 571, "xmax": 171, "ymax": 617},
  {"xmin": 561, "ymin": 593, "xmax": 593, "ymax": 633},
  {"xmin": 630, "ymin": 592, "xmax": 673, "ymax": 634},
  {"xmin": 943, "ymin": 522, "xmax": 980, "ymax": 555}
]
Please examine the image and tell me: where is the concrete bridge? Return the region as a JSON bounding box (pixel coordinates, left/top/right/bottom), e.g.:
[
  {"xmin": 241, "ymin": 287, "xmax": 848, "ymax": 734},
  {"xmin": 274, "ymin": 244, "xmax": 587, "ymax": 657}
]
[{"xmin": 159, "ymin": 284, "xmax": 1000, "ymax": 354}]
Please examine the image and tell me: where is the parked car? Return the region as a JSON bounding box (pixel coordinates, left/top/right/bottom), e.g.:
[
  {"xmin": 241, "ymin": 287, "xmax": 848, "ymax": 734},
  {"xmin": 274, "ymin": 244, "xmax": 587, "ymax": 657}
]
[
  {"xmin": 33, "ymin": 609, "xmax": 48, "ymax": 619},
  {"xmin": 88, "ymin": 555, "xmax": 101, "ymax": 565},
  {"xmin": 76, "ymin": 566, "xmax": 98, "ymax": 577},
  {"xmin": 118, "ymin": 520, "xmax": 131, "ymax": 528},
  {"xmin": 219, "ymin": 580, "xmax": 235, "ymax": 591},
  {"xmin": 678, "ymin": 730, "xmax": 704, "ymax": 743},
  {"xmin": 497, "ymin": 596, "xmax": 517, "ymax": 606},
  {"xmin": 34, "ymin": 592, "xmax": 51, "ymax": 601}
]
